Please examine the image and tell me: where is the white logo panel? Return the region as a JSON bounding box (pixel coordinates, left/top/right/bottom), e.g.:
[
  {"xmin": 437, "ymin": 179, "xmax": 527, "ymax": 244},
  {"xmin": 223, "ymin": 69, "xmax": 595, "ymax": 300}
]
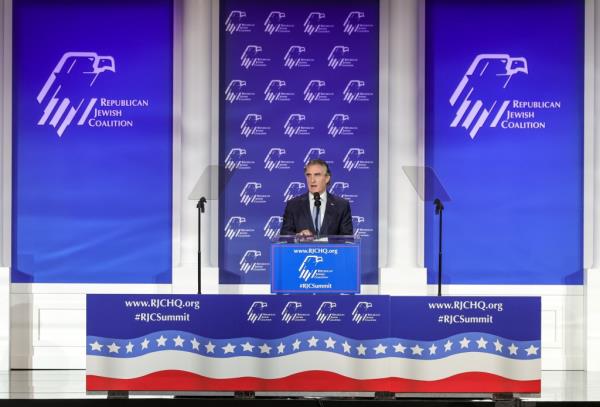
[
  {"xmin": 343, "ymin": 11, "xmax": 373, "ymax": 35},
  {"xmin": 284, "ymin": 114, "xmax": 313, "ymax": 137},
  {"xmin": 315, "ymin": 301, "xmax": 345, "ymax": 323},
  {"xmin": 283, "ymin": 182, "xmax": 306, "ymax": 202},
  {"xmin": 224, "ymin": 148, "xmax": 254, "ymax": 171},
  {"xmin": 239, "ymin": 250, "xmax": 269, "ymax": 274},
  {"xmin": 224, "ymin": 216, "xmax": 254, "ymax": 240},
  {"xmin": 329, "ymin": 182, "xmax": 358, "ymax": 203},
  {"xmin": 351, "ymin": 301, "xmax": 381, "ymax": 324},
  {"xmin": 342, "ymin": 80, "xmax": 373, "ymax": 103},
  {"xmin": 303, "ymin": 147, "xmax": 327, "ymax": 165},
  {"xmin": 352, "ymin": 215, "xmax": 374, "ymax": 239},
  {"xmin": 263, "ymin": 216, "xmax": 283, "ymax": 240},
  {"xmin": 246, "ymin": 301, "xmax": 275, "ymax": 323},
  {"xmin": 283, "ymin": 46, "xmax": 314, "ymax": 69},
  {"xmin": 298, "ymin": 255, "xmax": 324, "ymax": 281},
  {"xmin": 225, "ymin": 80, "xmax": 254, "ymax": 103},
  {"xmin": 327, "ymin": 46, "xmax": 357, "ymax": 69},
  {"xmin": 450, "ymin": 54, "xmax": 529, "ymax": 139},
  {"xmin": 225, "ymin": 10, "xmax": 254, "ymax": 34},
  {"xmin": 264, "ymin": 148, "xmax": 294, "ymax": 171},
  {"xmin": 36, "ymin": 52, "xmax": 148, "ymax": 137},
  {"xmin": 264, "ymin": 80, "xmax": 294, "ymax": 103},
  {"xmin": 264, "ymin": 11, "xmax": 294, "ymax": 35},
  {"xmin": 240, "ymin": 182, "xmax": 270, "ymax": 206},
  {"xmin": 327, "ymin": 114, "xmax": 357, "ymax": 137},
  {"xmin": 281, "ymin": 301, "xmax": 309, "ymax": 323},
  {"xmin": 303, "ymin": 80, "xmax": 333, "ymax": 103},
  {"xmin": 240, "ymin": 45, "xmax": 270, "ymax": 69},
  {"xmin": 342, "ymin": 148, "xmax": 373, "ymax": 171},
  {"xmin": 304, "ymin": 12, "xmax": 334, "ymax": 35},
  {"xmin": 241, "ymin": 114, "xmax": 270, "ymax": 137}
]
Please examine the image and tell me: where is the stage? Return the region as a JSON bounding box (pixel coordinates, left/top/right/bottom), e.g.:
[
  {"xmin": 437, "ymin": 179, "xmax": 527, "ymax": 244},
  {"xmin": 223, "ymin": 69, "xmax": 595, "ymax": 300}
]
[{"xmin": 1, "ymin": 370, "xmax": 599, "ymax": 404}]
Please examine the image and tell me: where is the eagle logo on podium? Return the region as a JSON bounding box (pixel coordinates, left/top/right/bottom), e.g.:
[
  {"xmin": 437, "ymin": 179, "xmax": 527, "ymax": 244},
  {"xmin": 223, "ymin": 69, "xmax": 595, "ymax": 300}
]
[
  {"xmin": 298, "ymin": 255, "xmax": 323, "ymax": 281},
  {"xmin": 450, "ymin": 54, "xmax": 528, "ymax": 139}
]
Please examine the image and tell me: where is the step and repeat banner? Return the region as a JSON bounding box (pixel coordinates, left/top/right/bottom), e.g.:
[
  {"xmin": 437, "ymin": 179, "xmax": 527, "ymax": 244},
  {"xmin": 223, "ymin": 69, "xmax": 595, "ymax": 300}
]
[
  {"xmin": 425, "ymin": 0, "xmax": 584, "ymax": 284},
  {"xmin": 218, "ymin": 0, "xmax": 380, "ymax": 284},
  {"xmin": 87, "ymin": 294, "xmax": 541, "ymax": 393},
  {"xmin": 12, "ymin": 0, "xmax": 173, "ymax": 283}
]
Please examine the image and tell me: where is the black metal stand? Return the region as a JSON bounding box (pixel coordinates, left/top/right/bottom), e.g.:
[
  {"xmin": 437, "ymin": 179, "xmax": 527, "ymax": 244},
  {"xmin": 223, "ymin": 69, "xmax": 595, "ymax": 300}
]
[
  {"xmin": 107, "ymin": 391, "xmax": 129, "ymax": 399},
  {"xmin": 197, "ymin": 197, "xmax": 207, "ymax": 294},
  {"xmin": 434, "ymin": 198, "xmax": 444, "ymax": 297},
  {"xmin": 493, "ymin": 392, "xmax": 521, "ymax": 407},
  {"xmin": 234, "ymin": 391, "xmax": 255, "ymax": 399}
]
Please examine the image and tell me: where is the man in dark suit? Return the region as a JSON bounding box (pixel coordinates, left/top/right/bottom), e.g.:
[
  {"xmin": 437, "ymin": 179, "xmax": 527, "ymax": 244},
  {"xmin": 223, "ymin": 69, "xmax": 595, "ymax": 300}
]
[{"xmin": 280, "ymin": 159, "xmax": 353, "ymax": 237}]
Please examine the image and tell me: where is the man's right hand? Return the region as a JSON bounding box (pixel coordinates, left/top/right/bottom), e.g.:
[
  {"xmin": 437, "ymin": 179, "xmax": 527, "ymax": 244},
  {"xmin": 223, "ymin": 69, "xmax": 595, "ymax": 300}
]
[{"xmin": 296, "ymin": 229, "xmax": 314, "ymax": 237}]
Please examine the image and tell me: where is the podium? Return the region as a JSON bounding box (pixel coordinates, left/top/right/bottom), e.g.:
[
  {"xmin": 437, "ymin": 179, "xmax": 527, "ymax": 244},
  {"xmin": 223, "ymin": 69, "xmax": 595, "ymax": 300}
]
[{"xmin": 270, "ymin": 235, "xmax": 360, "ymax": 294}]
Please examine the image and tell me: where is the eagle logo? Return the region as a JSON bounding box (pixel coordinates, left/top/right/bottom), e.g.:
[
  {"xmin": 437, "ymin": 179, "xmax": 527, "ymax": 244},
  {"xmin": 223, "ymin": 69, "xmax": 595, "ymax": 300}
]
[
  {"xmin": 224, "ymin": 216, "xmax": 247, "ymax": 240},
  {"xmin": 343, "ymin": 147, "xmax": 365, "ymax": 171},
  {"xmin": 351, "ymin": 301, "xmax": 373, "ymax": 323},
  {"xmin": 298, "ymin": 255, "xmax": 323, "ymax": 281},
  {"xmin": 240, "ymin": 182, "xmax": 262, "ymax": 206},
  {"xmin": 450, "ymin": 53, "xmax": 528, "ymax": 139},
  {"xmin": 264, "ymin": 148, "xmax": 286, "ymax": 171},
  {"xmin": 239, "ymin": 250, "xmax": 262, "ymax": 274},
  {"xmin": 224, "ymin": 148, "xmax": 247, "ymax": 171},
  {"xmin": 303, "ymin": 147, "xmax": 325, "ymax": 165},
  {"xmin": 327, "ymin": 114, "xmax": 350, "ymax": 137},
  {"xmin": 281, "ymin": 301, "xmax": 303, "ymax": 323},
  {"xmin": 263, "ymin": 216, "xmax": 283, "ymax": 240},
  {"xmin": 283, "ymin": 113, "xmax": 308, "ymax": 137},
  {"xmin": 283, "ymin": 182, "xmax": 305, "ymax": 202},
  {"xmin": 246, "ymin": 301, "xmax": 268, "ymax": 323},
  {"xmin": 37, "ymin": 52, "xmax": 115, "ymax": 137},
  {"xmin": 316, "ymin": 301, "xmax": 337, "ymax": 323}
]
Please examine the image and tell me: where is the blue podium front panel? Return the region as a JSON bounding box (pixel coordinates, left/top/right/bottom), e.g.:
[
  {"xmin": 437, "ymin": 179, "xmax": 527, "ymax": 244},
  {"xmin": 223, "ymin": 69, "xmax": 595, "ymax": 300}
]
[{"xmin": 271, "ymin": 243, "xmax": 360, "ymax": 293}]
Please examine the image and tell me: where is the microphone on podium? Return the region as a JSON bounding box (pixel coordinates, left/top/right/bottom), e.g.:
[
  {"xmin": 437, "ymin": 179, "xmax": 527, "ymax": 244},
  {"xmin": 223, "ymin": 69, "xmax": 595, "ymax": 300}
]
[
  {"xmin": 313, "ymin": 192, "xmax": 321, "ymax": 207},
  {"xmin": 313, "ymin": 192, "xmax": 321, "ymax": 237}
]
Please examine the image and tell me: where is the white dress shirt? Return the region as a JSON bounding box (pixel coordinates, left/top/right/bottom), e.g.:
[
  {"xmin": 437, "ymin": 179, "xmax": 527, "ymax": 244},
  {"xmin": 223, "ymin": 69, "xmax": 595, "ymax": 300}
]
[{"xmin": 309, "ymin": 191, "xmax": 327, "ymax": 231}]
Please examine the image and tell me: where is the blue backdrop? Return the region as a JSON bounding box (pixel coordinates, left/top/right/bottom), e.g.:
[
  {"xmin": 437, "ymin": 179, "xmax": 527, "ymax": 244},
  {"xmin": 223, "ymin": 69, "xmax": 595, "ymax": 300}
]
[
  {"xmin": 425, "ymin": 0, "xmax": 584, "ymax": 284},
  {"xmin": 219, "ymin": 0, "xmax": 379, "ymax": 284},
  {"xmin": 12, "ymin": 0, "xmax": 173, "ymax": 283}
]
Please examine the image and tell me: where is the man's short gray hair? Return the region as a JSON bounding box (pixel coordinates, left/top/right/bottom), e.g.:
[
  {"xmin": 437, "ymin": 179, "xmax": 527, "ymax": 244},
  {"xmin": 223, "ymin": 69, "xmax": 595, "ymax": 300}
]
[{"xmin": 304, "ymin": 159, "xmax": 331, "ymax": 176}]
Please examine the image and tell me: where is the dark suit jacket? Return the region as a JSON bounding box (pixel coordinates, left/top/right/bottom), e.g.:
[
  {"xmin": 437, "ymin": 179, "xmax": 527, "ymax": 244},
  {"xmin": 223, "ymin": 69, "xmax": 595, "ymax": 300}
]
[{"xmin": 280, "ymin": 193, "xmax": 353, "ymax": 236}]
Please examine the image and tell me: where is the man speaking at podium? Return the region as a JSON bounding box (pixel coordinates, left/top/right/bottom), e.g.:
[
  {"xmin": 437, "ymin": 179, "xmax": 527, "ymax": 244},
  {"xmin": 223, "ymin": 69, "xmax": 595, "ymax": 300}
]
[{"xmin": 280, "ymin": 159, "xmax": 353, "ymax": 238}]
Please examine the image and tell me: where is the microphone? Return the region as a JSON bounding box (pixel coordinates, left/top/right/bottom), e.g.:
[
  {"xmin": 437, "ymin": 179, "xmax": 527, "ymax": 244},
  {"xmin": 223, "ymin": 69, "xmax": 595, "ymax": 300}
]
[
  {"xmin": 434, "ymin": 198, "xmax": 444, "ymax": 215},
  {"xmin": 313, "ymin": 192, "xmax": 321, "ymax": 207},
  {"xmin": 313, "ymin": 192, "xmax": 321, "ymax": 237}
]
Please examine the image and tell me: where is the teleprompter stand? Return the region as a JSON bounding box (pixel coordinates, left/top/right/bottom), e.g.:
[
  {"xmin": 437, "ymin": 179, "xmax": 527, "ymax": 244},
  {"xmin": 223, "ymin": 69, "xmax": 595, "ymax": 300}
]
[
  {"xmin": 196, "ymin": 197, "xmax": 207, "ymax": 294},
  {"xmin": 188, "ymin": 165, "xmax": 232, "ymax": 294},
  {"xmin": 402, "ymin": 166, "xmax": 451, "ymax": 296}
]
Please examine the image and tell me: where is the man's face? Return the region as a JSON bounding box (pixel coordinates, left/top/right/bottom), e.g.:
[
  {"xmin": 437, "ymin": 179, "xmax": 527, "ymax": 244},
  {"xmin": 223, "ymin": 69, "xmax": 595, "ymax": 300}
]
[{"xmin": 305, "ymin": 163, "xmax": 330, "ymax": 195}]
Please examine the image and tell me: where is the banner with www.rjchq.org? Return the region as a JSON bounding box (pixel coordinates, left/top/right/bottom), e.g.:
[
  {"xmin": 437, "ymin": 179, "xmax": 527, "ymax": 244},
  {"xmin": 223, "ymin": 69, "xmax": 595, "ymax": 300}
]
[
  {"xmin": 425, "ymin": 0, "xmax": 584, "ymax": 285},
  {"xmin": 219, "ymin": 0, "xmax": 380, "ymax": 284},
  {"xmin": 87, "ymin": 295, "xmax": 540, "ymax": 392},
  {"xmin": 12, "ymin": 0, "xmax": 173, "ymax": 283}
]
